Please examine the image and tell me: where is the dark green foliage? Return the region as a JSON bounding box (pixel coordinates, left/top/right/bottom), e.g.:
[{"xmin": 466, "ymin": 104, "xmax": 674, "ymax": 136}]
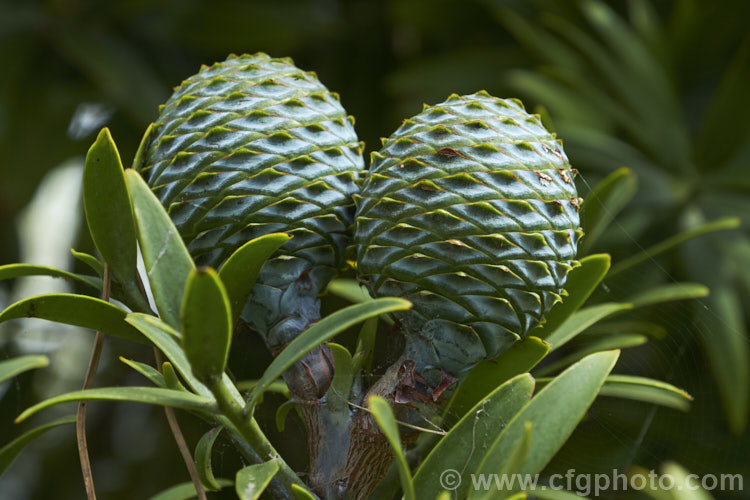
[
  {"xmin": 83, "ymin": 128, "xmax": 137, "ymax": 287},
  {"xmin": 181, "ymin": 268, "xmax": 233, "ymax": 383},
  {"xmin": 491, "ymin": 0, "xmax": 750, "ymax": 434}
]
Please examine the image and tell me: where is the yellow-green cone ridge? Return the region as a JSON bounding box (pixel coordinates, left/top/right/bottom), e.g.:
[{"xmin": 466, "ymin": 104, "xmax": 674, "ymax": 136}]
[
  {"xmin": 354, "ymin": 92, "xmax": 583, "ymax": 388},
  {"xmin": 140, "ymin": 53, "xmax": 363, "ymax": 348}
]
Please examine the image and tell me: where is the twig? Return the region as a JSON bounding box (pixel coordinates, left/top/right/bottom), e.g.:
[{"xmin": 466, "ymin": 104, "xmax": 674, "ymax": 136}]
[
  {"xmin": 208, "ymin": 377, "xmax": 306, "ymax": 496},
  {"xmin": 222, "ymin": 422, "xmax": 294, "ymax": 500},
  {"xmin": 76, "ymin": 265, "xmax": 112, "ymax": 500},
  {"xmin": 153, "ymin": 348, "xmax": 207, "ymax": 500}
]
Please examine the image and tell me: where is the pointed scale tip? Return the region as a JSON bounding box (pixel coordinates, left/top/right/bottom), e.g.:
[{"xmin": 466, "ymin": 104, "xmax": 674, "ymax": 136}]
[{"xmin": 508, "ymin": 97, "xmax": 526, "ymax": 110}]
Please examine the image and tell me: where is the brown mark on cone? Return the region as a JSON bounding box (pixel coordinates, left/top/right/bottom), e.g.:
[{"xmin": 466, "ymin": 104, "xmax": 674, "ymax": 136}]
[
  {"xmin": 558, "ymin": 168, "xmax": 573, "ymax": 185},
  {"xmin": 436, "ymin": 147, "xmax": 462, "ymax": 158}
]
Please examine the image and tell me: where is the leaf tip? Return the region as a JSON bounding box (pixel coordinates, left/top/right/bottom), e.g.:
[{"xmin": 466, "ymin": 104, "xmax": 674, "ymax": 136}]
[
  {"xmin": 397, "ymin": 298, "xmax": 413, "ymax": 310},
  {"xmin": 94, "ymin": 126, "xmax": 112, "ymax": 143},
  {"xmin": 367, "ymin": 394, "xmax": 382, "ymax": 407},
  {"xmin": 726, "ymin": 217, "xmax": 741, "ymax": 229}
]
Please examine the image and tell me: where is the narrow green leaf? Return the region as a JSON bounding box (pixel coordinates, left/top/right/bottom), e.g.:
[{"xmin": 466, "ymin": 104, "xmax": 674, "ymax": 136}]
[
  {"xmin": 236, "ymin": 380, "xmax": 289, "ymax": 398},
  {"xmin": 326, "ymin": 343, "xmax": 354, "ymax": 413},
  {"xmin": 580, "ymin": 167, "xmax": 638, "ymax": 253},
  {"xmin": 599, "ymin": 375, "xmax": 693, "ymax": 411},
  {"xmin": 580, "ymin": 0, "xmax": 689, "ymax": 167},
  {"xmin": 126, "ymin": 169, "xmax": 195, "ymax": 329},
  {"xmin": 0, "ymin": 294, "xmax": 146, "ymax": 344},
  {"xmin": 0, "ymin": 415, "xmax": 76, "ymax": 475},
  {"xmin": 291, "ymin": 483, "xmax": 317, "ymax": 500},
  {"xmin": 544, "ymin": 11, "xmax": 678, "ymax": 169},
  {"xmin": 608, "ymin": 217, "xmax": 740, "ymax": 277},
  {"xmin": 446, "ymin": 337, "xmax": 548, "ymax": 419},
  {"xmin": 218, "ymin": 233, "xmax": 290, "ymax": 327},
  {"xmin": 181, "ymin": 267, "xmax": 232, "ymax": 382},
  {"xmin": 368, "ymin": 395, "xmax": 415, "ymax": 500},
  {"xmin": 492, "ymin": 6, "xmax": 584, "ymax": 74},
  {"xmin": 629, "ymin": 465, "xmax": 674, "ymax": 500},
  {"xmin": 246, "ymin": 298, "xmax": 411, "ymax": 412},
  {"xmin": 627, "ymin": 283, "xmax": 709, "ymax": 308},
  {"xmin": 545, "ymin": 303, "xmax": 632, "ymax": 350},
  {"xmin": 525, "ymin": 488, "xmax": 591, "ymax": 500},
  {"xmin": 0, "ymin": 264, "xmax": 101, "ymax": 290},
  {"xmin": 532, "ymin": 254, "xmax": 611, "ymax": 338},
  {"xmin": 476, "ymin": 351, "xmax": 620, "ymax": 485},
  {"xmin": 148, "ymin": 479, "xmax": 232, "ymax": 500},
  {"xmin": 681, "ymin": 216, "xmax": 749, "ymax": 434},
  {"xmin": 629, "ymin": 0, "xmax": 664, "ymax": 51},
  {"xmin": 194, "ymin": 427, "xmax": 223, "ymax": 491},
  {"xmin": 328, "ymin": 280, "xmax": 395, "ymax": 325},
  {"xmin": 658, "ymin": 462, "xmax": 715, "ymax": 500},
  {"xmin": 414, "ymin": 374, "xmax": 535, "ymax": 500},
  {"xmin": 125, "ymin": 313, "xmax": 209, "ymax": 396},
  {"xmin": 71, "ymin": 249, "xmax": 104, "ymax": 277},
  {"xmin": 551, "ymin": 122, "xmax": 654, "ymax": 173},
  {"xmin": 119, "ymin": 357, "xmax": 165, "ymax": 387},
  {"xmin": 696, "ymin": 284, "xmax": 750, "ymax": 433},
  {"xmin": 533, "ymin": 374, "xmax": 693, "ymax": 412},
  {"xmin": 0, "ymin": 355, "xmax": 48, "ymax": 385},
  {"xmin": 502, "ymin": 427, "xmax": 533, "ymax": 493},
  {"xmin": 634, "ymin": 463, "xmax": 716, "ymax": 500},
  {"xmin": 0, "ymin": 263, "xmax": 146, "ymax": 313},
  {"xmin": 473, "ymin": 423, "xmax": 532, "ymax": 500},
  {"xmin": 125, "ymin": 313, "xmax": 245, "ymax": 406},
  {"xmin": 506, "ymin": 71, "xmax": 614, "ymax": 132},
  {"xmin": 83, "ymin": 128, "xmax": 137, "ymax": 286},
  {"xmin": 235, "ymin": 460, "xmax": 280, "ymax": 500},
  {"xmin": 123, "ymin": 319, "xmax": 265, "ymax": 478},
  {"xmin": 275, "ymin": 401, "xmax": 296, "ymax": 433},
  {"xmin": 16, "ymin": 387, "xmax": 216, "ymax": 423},
  {"xmin": 162, "ymin": 362, "xmax": 186, "ymax": 391},
  {"xmin": 584, "ymin": 319, "xmax": 668, "ymax": 340},
  {"xmin": 327, "ymin": 279, "xmax": 374, "ymax": 303},
  {"xmin": 351, "ymin": 317, "xmax": 378, "ymax": 375},
  {"xmin": 536, "ymin": 333, "xmax": 647, "ymax": 376},
  {"xmin": 696, "ymin": 36, "xmax": 750, "ymax": 171}
]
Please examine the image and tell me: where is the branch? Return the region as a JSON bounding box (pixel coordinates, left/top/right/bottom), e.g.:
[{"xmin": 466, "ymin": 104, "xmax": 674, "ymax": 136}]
[{"xmin": 76, "ymin": 265, "xmax": 112, "ymax": 500}]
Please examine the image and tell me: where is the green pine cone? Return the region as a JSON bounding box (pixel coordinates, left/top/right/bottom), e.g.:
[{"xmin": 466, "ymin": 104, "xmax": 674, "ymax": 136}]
[
  {"xmin": 354, "ymin": 92, "xmax": 583, "ymax": 388},
  {"xmin": 138, "ymin": 53, "xmax": 364, "ymax": 349}
]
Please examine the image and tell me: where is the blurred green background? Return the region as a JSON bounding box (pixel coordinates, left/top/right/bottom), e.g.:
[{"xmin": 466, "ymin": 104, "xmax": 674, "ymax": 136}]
[{"xmin": 1, "ymin": 0, "xmax": 749, "ymax": 498}]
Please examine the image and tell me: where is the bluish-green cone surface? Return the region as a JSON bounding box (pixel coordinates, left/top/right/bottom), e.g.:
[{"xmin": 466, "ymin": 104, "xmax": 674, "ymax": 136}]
[
  {"xmin": 354, "ymin": 92, "xmax": 582, "ymax": 390},
  {"xmin": 139, "ymin": 53, "xmax": 363, "ymax": 354}
]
